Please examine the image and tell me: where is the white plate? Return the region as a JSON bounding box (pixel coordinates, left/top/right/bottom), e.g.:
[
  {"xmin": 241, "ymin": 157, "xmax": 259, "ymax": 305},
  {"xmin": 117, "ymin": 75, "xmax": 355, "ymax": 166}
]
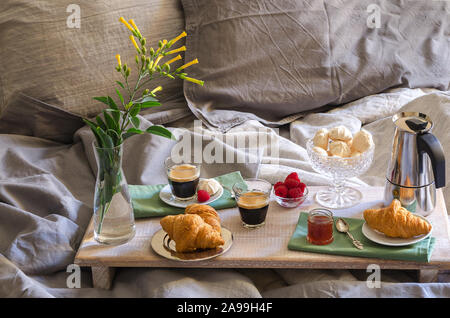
[
  {"xmin": 151, "ymin": 227, "xmax": 233, "ymax": 261},
  {"xmin": 159, "ymin": 180, "xmax": 224, "ymax": 208},
  {"xmin": 362, "ymin": 214, "xmax": 432, "ymax": 247}
]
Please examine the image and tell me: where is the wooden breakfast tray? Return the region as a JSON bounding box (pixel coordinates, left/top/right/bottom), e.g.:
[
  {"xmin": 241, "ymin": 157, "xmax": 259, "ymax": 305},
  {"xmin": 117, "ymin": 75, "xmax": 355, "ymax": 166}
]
[{"xmin": 75, "ymin": 186, "xmax": 450, "ymax": 289}]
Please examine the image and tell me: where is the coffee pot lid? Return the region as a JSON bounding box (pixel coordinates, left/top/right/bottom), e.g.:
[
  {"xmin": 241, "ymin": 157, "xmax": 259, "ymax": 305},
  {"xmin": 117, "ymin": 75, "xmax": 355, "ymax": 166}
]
[{"xmin": 392, "ymin": 112, "xmax": 433, "ymax": 133}]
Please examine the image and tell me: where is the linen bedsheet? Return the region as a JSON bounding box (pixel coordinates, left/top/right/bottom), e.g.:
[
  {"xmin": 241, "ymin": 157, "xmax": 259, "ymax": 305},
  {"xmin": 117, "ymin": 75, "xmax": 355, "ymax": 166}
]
[{"xmin": 0, "ymin": 88, "xmax": 449, "ymax": 298}]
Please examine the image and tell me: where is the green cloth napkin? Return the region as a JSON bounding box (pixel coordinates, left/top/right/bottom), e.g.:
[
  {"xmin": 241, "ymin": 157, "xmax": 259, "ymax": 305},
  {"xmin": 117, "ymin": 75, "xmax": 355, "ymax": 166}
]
[
  {"xmin": 129, "ymin": 171, "xmax": 243, "ymax": 218},
  {"xmin": 288, "ymin": 212, "xmax": 436, "ymax": 262}
]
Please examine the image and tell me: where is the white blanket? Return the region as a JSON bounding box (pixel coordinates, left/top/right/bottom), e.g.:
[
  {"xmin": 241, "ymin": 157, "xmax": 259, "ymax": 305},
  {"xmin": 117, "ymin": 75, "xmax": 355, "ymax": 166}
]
[{"xmin": 0, "ymin": 88, "xmax": 449, "ymax": 298}]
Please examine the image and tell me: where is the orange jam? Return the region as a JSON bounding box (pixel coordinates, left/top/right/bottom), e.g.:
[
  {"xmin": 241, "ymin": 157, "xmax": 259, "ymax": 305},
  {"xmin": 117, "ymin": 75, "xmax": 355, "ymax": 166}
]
[{"xmin": 307, "ymin": 209, "xmax": 334, "ymax": 245}]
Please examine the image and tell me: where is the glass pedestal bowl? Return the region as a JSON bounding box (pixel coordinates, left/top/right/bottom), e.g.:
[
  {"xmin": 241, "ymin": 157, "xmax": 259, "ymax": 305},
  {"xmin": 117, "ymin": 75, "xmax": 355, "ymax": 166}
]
[{"xmin": 306, "ymin": 139, "xmax": 374, "ymax": 209}]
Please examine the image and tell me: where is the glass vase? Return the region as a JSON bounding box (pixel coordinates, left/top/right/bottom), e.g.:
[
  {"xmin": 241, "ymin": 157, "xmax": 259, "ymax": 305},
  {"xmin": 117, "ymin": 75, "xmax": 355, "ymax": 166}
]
[{"xmin": 93, "ymin": 142, "xmax": 135, "ymax": 245}]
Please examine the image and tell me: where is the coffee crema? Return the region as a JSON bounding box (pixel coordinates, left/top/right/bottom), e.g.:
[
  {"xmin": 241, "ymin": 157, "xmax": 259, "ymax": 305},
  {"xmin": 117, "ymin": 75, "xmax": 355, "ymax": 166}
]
[
  {"xmin": 168, "ymin": 164, "xmax": 199, "ymax": 182},
  {"xmin": 237, "ymin": 191, "xmax": 269, "ymax": 227},
  {"xmin": 237, "ymin": 192, "xmax": 269, "ymax": 209}
]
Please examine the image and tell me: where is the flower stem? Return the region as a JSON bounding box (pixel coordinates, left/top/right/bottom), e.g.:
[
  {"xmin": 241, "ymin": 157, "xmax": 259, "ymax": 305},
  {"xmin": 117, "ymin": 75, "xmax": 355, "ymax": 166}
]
[{"xmin": 97, "ymin": 200, "xmax": 111, "ymax": 235}]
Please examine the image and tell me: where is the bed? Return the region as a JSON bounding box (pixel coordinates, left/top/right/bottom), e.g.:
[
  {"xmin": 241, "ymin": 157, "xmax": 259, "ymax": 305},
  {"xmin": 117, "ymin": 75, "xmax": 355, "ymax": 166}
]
[{"xmin": 0, "ymin": 0, "xmax": 449, "ymax": 298}]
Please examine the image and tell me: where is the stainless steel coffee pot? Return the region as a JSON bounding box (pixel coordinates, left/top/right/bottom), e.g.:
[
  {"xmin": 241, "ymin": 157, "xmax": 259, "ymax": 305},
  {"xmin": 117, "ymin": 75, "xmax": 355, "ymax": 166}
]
[{"xmin": 384, "ymin": 112, "xmax": 445, "ymax": 216}]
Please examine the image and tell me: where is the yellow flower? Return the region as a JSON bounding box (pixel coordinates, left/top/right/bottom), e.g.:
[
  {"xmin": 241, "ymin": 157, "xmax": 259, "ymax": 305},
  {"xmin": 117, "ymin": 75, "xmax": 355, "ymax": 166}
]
[
  {"xmin": 166, "ymin": 46, "xmax": 186, "ymax": 55},
  {"xmin": 128, "ymin": 19, "xmax": 141, "ymax": 37},
  {"xmin": 164, "ymin": 54, "xmax": 182, "ymax": 66},
  {"xmin": 119, "ymin": 17, "xmax": 134, "ymax": 33},
  {"xmin": 155, "ymin": 40, "xmax": 167, "ymax": 56},
  {"xmin": 176, "ymin": 58, "xmax": 198, "ymax": 72},
  {"xmin": 129, "ymin": 35, "xmax": 140, "ymax": 52},
  {"xmin": 115, "ymin": 54, "xmax": 121, "ymax": 66},
  {"xmin": 151, "ymin": 86, "xmax": 163, "ymax": 94},
  {"xmin": 179, "ymin": 74, "xmax": 204, "ymax": 86},
  {"xmin": 148, "ymin": 60, "xmax": 154, "ymax": 70},
  {"xmin": 153, "ymin": 55, "xmax": 164, "ymax": 67},
  {"xmin": 169, "ymin": 31, "xmax": 187, "ymax": 46}
]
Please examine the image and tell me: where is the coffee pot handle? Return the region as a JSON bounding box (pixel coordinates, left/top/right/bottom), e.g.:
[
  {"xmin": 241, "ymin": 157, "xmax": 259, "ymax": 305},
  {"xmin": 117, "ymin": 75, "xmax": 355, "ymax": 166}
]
[{"xmin": 417, "ymin": 133, "xmax": 446, "ymax": 188}]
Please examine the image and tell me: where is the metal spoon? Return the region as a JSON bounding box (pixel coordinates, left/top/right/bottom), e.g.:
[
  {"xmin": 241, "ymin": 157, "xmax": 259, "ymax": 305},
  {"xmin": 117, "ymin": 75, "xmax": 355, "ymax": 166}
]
[
  {"xmin": 220, "ymin": 183, "xmax": 235, "ymax": 199},
  {"xmin": 335, "ymin": 218, "xmax": 364, "ymax": 250}
]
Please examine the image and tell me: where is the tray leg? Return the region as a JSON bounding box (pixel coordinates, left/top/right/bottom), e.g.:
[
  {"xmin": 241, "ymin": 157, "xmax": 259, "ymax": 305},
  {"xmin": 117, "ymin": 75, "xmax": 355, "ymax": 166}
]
[
  {"xmin": 91, "ymin": 266, "xmax": 116, "ymax": 289},
  {"xmin": 418, "ymin": 269, "xmax": 439, "ymax": 283}
]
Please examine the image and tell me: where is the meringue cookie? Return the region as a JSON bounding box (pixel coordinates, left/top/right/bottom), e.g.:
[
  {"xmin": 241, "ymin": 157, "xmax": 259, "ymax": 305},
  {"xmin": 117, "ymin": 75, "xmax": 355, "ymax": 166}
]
[
  {"xmin": 329, "ymin": 140, "xmax": 351, "ymax": 157},
  {"xmin": 313, "ymin": 128, "xmax": 329, "ymax": 150},
  {"xmin": 197, "ymin": 178, "xmax": 221, "ymax": 196},
  {"xmin": 312, "ymin": 146, "xmax": 329, "ymax": 157},
  {"xmin": 346, "ymin": 138, "xmax": 353, "ymax": 148},
  {"xmin": 351, "ymin": 130, "xmax": 374, "ymax": 153},
  {"xmin": 329, "ymin": 126, "xmax": 352, "ymax": 142}
]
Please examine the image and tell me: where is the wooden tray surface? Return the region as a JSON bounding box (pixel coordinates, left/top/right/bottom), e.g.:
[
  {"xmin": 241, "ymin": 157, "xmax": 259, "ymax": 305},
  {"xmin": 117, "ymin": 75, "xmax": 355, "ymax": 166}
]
[{"xmin": 75, "ymin": 187, "xmax": 450, "ymax": 270}]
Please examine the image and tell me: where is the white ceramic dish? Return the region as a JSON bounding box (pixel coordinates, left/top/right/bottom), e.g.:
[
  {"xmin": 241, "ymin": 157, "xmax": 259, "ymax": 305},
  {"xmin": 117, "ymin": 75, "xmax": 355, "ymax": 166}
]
[
  {"xmin": 361, "ymin": 214, "xmax": 432, "ymax": 246},
  {"xmin": 159, "ymin": 179, "xmax": 223, "ymax": 208}
]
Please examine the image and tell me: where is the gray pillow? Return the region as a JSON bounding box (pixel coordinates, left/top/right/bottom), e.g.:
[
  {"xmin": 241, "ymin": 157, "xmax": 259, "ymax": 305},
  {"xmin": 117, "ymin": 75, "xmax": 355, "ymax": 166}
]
[
  {"xmin": 0, "ymin": 0, "xmax": 186, "ymax": 118},
  {"xmin": 0, "ymin": 93, "xmax": 84, "ymax": 144},
  {"xmin": 181, "ymin": 0, "xmax": 450, "ymax": 132}
]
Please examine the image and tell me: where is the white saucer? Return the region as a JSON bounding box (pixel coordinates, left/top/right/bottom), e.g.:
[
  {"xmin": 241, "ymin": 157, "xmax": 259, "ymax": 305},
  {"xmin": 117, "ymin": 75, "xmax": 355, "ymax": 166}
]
[
  {"xmin": 362, "ymin": 214, "xmax": 432, "ymax": 246},
  {"xmin": 159, "ymin": 180, "xmax": 224, "ymax": 208}
]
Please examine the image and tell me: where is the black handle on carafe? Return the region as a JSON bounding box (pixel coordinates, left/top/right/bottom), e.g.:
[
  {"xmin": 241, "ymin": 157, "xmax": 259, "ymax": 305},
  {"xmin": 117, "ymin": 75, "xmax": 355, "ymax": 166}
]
[{"xmin": 417, "ymin": 132, "xmax": 446, "ymax": 188}]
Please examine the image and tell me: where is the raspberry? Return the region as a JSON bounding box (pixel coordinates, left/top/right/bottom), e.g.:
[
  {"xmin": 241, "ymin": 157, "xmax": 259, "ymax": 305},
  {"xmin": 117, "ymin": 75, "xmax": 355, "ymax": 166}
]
[
  {"xmin": 274, "ymin": 182, "xmax": 284, "ymax": 189},
  {"xmin": 285, "ymin": 172, "xmax": 300, "ymax": 182},
  {"xmin": 197, "ymin": 190, "xmax": 210, "ymax": 202},
  {"xmin": 288, "ymin": 187, "xmax": 304, "ymax": 198},
  {"xmin": 298, "ymin": 182, "xmax": 306, "ymax": 192},
  {"xmin": 274, "ymin": 185, "xmax": 288, "ymax": 198},
  {"xmin": 284, "ymin": 178, "xmax": 300, "ymax": 189}
]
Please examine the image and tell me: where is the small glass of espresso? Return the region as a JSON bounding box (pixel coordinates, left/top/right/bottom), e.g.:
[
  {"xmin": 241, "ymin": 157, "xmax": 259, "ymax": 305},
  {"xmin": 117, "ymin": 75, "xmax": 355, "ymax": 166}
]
[
  {"xmin": 233, "ymin": 179, "xmax": 271, "ymax": 228},
  {"xmin": 165, "ymin": 157, "xmax": 201, "ymax": 201}
]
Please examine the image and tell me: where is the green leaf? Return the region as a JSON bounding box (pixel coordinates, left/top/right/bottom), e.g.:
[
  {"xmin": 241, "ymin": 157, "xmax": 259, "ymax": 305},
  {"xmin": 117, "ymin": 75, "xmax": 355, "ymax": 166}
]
[
  {"xmin": 138, "ymin": 100, "xmax": 161, "ymax": 108},
  {"xmin": 106, "ymin": 96, "xmax": 119, "ymax": 110},
  {"xmin": 107, "ymin": 129, "xmax": 121, "ymax": 145},
  {"xmin": 103, "ymin": 110, "xmax": 118, "ymax": 131},
  {"xmin": 83, "ymin": 119, "xmax": 102, "ymax": 146},
  {"xmin": 96, "ymin": 126, "xmax": 114, "ymax": 148},
  {"xmin": 123, "ymin": 127, "xmax": 144, "ymax": 140},
  {"xmin": 130, "ymin": 103, "xmax": 141, "ymax": 117},
  {"xmin": 93, "ymin": 96, "xmax": 119, "ymax": 110},
  {"xmin": 109, "ymin": 109, "xmax": 121, "ymax": 124},
  {"xmin": 116, "ymin": 81, "xmax": 124, "ymax": 89},
  {"xmin": 146, "ymin": 125, "xmax": 174, "ymax": 140},
  {"xmin": 131, "ymin": 116, "xmax": 140, "ymax": 128},
  {"xmin": 93, "ymin": 96, "xmax": 109, "ymax": 105},
  {"xmin": 96, "ymin": 116, "xmax": 107, "ymax": 131},
  {"xmin": 126, "ymin": 128, "xmax": 143, "ymax": 134},
  {"xmin": 133, "ymin": 96, "xmax": 161, "ymax": 108},
  {"xmin": 141, "ymin": 96, "xmax": 159, "ymax": 102},
  {"xmin": 115, "ymin": 88, "xmax": 124, "ymax": 105},
  {"xmin": 94, "ymin": 126, "xmax": 106, "ymax": 147}
]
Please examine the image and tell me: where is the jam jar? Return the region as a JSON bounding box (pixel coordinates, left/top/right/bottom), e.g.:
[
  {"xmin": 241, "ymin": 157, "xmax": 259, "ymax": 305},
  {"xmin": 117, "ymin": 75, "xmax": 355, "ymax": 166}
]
[{"xmin": 307, "ymin": 208, "xmax": 334, "ymax": 245}]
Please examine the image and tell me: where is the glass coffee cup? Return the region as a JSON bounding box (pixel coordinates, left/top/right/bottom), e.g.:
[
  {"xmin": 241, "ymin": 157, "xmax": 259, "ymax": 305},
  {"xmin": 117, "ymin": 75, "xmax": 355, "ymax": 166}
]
[
  {"xmin": 233, "ymin": 179, "xmax": 271, "ymax": 228},
  {"xmin": 165, "ymin": 157, "xmax": 201, "ymax": 201}
]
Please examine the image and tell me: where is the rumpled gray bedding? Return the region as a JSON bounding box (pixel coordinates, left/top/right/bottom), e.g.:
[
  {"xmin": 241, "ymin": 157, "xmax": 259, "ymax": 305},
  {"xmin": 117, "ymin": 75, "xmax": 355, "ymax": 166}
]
[
  {"xmin": 0, "ymin": 89, "xmax": 449, "ymax": 298},
  {"xmin": 182, "ymin": 0, "xmax": 450, "ymax": 132}
]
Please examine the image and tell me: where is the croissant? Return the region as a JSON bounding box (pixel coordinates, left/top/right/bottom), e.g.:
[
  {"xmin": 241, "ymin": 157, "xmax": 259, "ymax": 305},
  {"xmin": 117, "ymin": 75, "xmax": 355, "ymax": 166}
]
[
  {"xmin": 185, "ymin": 203, "xmax": 221, "ymax": 233},
  {"xmin": 160, "ymin": 214, "xmax": 225, "ymax": 253},
  {"xmin": 363, "ymin": 199, "xmax": 431, "ymax": 238}
]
